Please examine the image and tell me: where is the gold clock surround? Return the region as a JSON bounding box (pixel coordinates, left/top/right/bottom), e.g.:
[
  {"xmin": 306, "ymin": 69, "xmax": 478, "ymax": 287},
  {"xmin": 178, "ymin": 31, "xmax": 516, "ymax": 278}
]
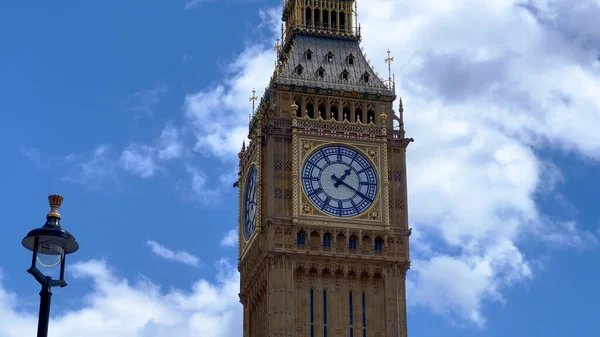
[{"xmin": 294, "ymin": 139, "xmax": 386, "ymax": 225}]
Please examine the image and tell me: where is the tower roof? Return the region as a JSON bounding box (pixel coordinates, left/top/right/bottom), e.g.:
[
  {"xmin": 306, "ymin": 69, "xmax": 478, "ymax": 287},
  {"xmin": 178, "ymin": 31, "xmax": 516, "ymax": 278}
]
[{"xmin": 275, "ymin": 35, "xmax": 394, "ymax": 96}]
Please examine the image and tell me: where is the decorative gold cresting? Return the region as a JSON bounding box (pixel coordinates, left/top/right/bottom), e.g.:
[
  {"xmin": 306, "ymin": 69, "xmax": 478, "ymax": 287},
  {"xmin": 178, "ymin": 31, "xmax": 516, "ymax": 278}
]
[{"xmin": 46, "ymin": 194, "xmax": 64, "ymax": 219}]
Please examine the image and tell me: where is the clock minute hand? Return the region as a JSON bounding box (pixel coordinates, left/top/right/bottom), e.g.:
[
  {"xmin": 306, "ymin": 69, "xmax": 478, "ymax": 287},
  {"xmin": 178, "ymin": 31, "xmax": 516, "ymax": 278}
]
[{"xmin": 337, "ymin": 180, "xmax": 373, "ymax": 202}]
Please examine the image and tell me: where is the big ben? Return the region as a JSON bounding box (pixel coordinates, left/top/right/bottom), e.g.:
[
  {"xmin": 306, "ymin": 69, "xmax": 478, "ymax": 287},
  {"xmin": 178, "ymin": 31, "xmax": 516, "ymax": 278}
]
[{"xmin": 236, "ymin": 1, "xmax": 413, "ymax": 336}]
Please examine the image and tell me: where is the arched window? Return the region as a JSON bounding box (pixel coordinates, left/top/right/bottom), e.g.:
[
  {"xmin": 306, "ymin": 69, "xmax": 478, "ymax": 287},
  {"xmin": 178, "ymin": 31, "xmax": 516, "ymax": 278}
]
[
  {"xmin": 323, "ymin": 232, "xmax": 332, "ymax": 248},
  {"xmin": 374, "ymin": 237, "xmax": 383, "ymax": 253},
  {"xmin": 361, "ymin": 72, "xmax": 370, "ymax": 83},
  {"xmin": 330, "ymin": 105, "xmax": 339, "ymax": 120},
  {"xmin": 306, "ymin": 103, "xmax": 315, "ymax": 118},
  {"xmin": 326, "ymin": 51, "xmax": 334, "ymax": 63},
  {"xmin": 319, "ymin": 103, "xmax": 327, "ymax": 119},
  {"xmin": 295, "ymin": 64, "xmax": 304, "ymax": 76},
  {"xmin": 297, "ymin": 231, "xmax": 306, "ymax": 246},
  {"xmin": 341, "ymin": 69, "xmax": 349, "ymax": 81},
  {"xmin": 316, "ymin": 67, "xmax": 325, "ymax": 78},
  {"xmin": 305, "ymin": 49, "xmax": 313, "ymax": 61},
  {"xmin": 347, "ymin": 54, "xmax": 355, "ymax": 66},
  {"xmin": 349, "ymin": 235, "xmax": 357, "ymax": 250},
  {"xmin": 367, "ymin": 109, "xmax": 375, "ymax": 124}
]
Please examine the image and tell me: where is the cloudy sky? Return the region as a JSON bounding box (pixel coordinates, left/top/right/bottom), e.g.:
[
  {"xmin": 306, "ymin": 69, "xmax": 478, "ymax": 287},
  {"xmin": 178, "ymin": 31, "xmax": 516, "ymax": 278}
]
[{"xmin": 1, "ymin": 0, "xmax": 599, "ymax": 336}]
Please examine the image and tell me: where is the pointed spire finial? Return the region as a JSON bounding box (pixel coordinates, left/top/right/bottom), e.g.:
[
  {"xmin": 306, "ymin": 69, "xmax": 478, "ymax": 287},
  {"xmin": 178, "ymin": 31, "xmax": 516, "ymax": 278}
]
[
  {"xmin": 249, "ymin": 88, "xmax": 258, "ymax": 116},
  {"xmin": 274, "ymin": 38, "xmax": 282, "ymax": 52},
  {"xmin": 385, "ymin": 49, "xmax": 394, "ymax": 89}
]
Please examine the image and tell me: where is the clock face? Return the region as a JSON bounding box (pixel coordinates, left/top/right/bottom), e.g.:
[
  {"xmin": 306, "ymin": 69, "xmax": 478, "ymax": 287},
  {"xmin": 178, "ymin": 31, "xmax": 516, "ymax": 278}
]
[
  {"xmin": 244, "ymin": 165, "xmax": 258, "ymax": 239},
  {"xmin": 302, "ymin": 145, "xmax": 378, "ymax": 217}
]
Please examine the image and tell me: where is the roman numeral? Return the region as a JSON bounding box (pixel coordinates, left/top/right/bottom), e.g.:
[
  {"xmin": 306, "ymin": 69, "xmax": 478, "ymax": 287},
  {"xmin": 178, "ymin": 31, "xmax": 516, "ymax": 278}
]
[{"xmin": 320, "ymin": 150, "xmax": 331, "ymax": 164}]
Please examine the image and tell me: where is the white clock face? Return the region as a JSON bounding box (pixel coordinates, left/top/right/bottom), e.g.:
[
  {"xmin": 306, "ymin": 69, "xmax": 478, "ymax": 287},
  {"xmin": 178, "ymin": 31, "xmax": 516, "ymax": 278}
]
[{"xmin": 302, "ymin": 145, "xmax": 378, "ymax": 217}]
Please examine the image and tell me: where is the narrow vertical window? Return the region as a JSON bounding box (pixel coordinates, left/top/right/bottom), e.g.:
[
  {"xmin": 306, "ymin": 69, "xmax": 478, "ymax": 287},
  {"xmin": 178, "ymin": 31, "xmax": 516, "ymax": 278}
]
[
  {"xmin": 310, "ymin": 289, "xmax": 315, "ymax": 337},
  {"xmin": 362, "ymin": 292, "xmax": 367, "ymax": 337},
  {"xmin": 374, "ymin": 237, "xmax": 383, "ymax": 253},
  {"xmin": 349, "ymin": 291, "xmax": 354, "ymax": 337},
  {"xmin": 323, "ymin": 232, "xmax": 332, "ymax": 248},
  {"xmin": 349, "ymin": 236, "xmax": 357, "ymax": 250},
  {"xmin": 323, "ymin": 289, "xmax": 328, "ymax": 337},
  {"xmin": 297, "ymin": 231, "xmax": 306, "ymax": 246}
]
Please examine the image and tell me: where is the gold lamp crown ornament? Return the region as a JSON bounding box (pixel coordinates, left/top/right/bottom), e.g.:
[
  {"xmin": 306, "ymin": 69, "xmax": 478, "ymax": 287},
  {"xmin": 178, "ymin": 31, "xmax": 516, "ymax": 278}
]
[{"xmin": 46, "ymin": 194, "xmax": 64, "ymax": 219}]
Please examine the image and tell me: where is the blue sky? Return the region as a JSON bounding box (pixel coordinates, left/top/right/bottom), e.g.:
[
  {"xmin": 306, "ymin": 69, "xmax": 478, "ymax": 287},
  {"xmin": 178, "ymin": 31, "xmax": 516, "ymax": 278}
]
[{"xmin": 1, "ymin": 0, "xmax": 599, "ymax": 336}]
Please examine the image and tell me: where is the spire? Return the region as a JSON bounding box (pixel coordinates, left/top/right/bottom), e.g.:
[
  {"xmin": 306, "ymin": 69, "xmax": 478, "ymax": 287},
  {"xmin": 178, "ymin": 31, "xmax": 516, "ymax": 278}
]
[
  {"xmin": 249, "ymin": 88, "xmax": 258, "ymax": 121},
  {"xmin": 385, "ymin": 49, "xmax": 394, "ymax": 90}
]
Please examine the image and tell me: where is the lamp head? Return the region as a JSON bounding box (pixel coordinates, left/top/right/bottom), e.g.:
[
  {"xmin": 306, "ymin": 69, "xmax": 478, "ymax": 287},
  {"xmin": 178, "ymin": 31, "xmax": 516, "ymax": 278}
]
[{"xmin": 22, "ymin": 195, "xmax": 79, "ymax": 269}]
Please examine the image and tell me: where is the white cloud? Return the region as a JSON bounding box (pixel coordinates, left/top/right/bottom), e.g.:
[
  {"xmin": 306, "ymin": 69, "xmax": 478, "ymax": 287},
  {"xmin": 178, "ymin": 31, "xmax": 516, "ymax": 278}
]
[
  {"xmin": 184, "ymin": 0, "xmax": 206, "ymax": 10},
  {"xmin": 184, "ymin": 8, "xmax": 280, "ymax": 160},
  {"xmin": 177, "ymin": 166, "xmax": 224, "ymax": 206},
  {"xmin": 20, "ymin": 146, "xmax": 41, "ymax": 164},
  {"xmin": 0, "ymin": 260, "xmax": 241, "ymax": 337},
  {"xmin": 126, "ymin": 85, "xmax": 168, "ymax": 118},
  {"xmin": 62, "ymin": 145, "xmax": 120, "ymax": 187},
  {"xmin": 147, "ymin": 240, "xmax": 201, "ymax": 267},
  {"xmin": 120, "ymin": 124, "xmax": 184, "ymax": 178},
  {"xmin": 220, "ymin": 230, "xmax": 238, "ymax": 247}
]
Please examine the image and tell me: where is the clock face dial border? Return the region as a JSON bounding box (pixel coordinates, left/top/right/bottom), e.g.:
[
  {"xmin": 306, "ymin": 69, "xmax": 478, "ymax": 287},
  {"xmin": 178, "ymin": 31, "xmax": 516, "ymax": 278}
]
[
  {"xmin": 301, "ymin": 145, "xmax": 378, "ymax": 218},
  {"xmin": 244, "ymin": 165, "xmax": 258, "ymax": 240}
]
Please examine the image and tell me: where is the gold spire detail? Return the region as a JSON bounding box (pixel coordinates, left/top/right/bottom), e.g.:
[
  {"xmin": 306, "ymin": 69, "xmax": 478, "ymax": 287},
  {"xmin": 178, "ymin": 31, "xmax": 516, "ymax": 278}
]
[
  {"xmin": 249, "ymin": 88, "xmax": 258, "ymax": 121},
  {"xmin": 385, "ymin": 49, "xmax": 394, "ymax": 89},
  {"xmin": 274, "ymin": 38, "xmax": 282, "ymax": 52}
]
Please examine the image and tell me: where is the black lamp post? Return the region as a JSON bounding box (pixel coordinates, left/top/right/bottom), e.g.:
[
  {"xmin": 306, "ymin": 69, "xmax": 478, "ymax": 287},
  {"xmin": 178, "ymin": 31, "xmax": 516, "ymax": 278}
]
[{"xmin": 22, "ymin": 194, "xmax": 79, "ymax": 337}]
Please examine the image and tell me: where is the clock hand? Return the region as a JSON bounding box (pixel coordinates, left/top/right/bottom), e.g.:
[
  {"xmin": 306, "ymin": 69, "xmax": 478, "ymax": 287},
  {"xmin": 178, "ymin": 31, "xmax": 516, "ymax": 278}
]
[
  {"xmin": 340, "ymin": 169, "xmax": 351, "ymax": 180},
  {"xmin": 332, "ymin": 169, "xmax": 353, "ymax": 188},
  {"xmin": 337, "ymin": 180, "xmax": 372, "ymax": 202}
]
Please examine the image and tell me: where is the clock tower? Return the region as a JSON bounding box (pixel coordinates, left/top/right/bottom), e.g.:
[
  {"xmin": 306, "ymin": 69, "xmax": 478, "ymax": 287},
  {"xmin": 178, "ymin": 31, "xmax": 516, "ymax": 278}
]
[{"xmin": 236, "ymin": 1, "xmax": 413, "ymax": 336}]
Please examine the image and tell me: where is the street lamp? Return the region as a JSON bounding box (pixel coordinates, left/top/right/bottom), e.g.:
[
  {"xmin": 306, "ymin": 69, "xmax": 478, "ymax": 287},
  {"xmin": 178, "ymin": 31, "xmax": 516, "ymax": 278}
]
[{"xmin": 22, "ymin": 194, "xmax": 79, "ymax": 337}]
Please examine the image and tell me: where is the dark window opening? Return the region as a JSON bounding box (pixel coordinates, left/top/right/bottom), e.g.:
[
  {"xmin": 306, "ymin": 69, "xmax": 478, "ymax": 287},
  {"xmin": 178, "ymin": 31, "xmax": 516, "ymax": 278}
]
[
  {"xmin": 349, "ymin": 235, "xmax": 357, "ymax": 250},
  {"xmin": 319, "ymin": 104, "xmax": 327, "ymax": 119},
  {"xmin": 296, "ymin": 104, "xmax": 303, "ymax": 117},
  {"xmin": 323, "ymin": 232, "xmax": 332, "ymax": 248},
  {"xmin": 323, "ymin": 10, "xmax": 329, "ymax": 29},
  {"xmin": 340, "ymin": 12, "xmax": 346, "ymax": 31},
  {"xmin": 343, "ymin": 106, "xmax": 351, "ymax": 120},
  {"xmin": 367, "ymin": 109, "xmax": 375, "ymax": 123},
  {"xmin": 331, "ymin": 11, "xmax": 338, "ymax": 30},
  {"xmin": 362, "ymin": 72, "xmax": 370, "ymax": 82},
  {"xmin": 306, "ymin": 49, "xmax": 313, "ymax": 61},
  {"xmin": 297, "ymin": 231, "xmax": 306, "ymax": 246},
  {"xmin": 327, "ymin": 52, "xmax": 334, "ymax": 63},
  {"xmin": 341, "ymin": 70, "xmax": 349, "ymax": 81},
  {"xmin": 374, "ymin": 237, "xmax": 383, "ymax": 253},
  {"xmin": 295, "ymin": 65, "xmax": 304, "ymax": 75},
  {"xmin": 355, "ymin": 107, "xmax": 363, "ymax": 123},
  {"xmin": 306, "ymin": 103, "xmax": 315, "ymax": 119},
  {"xmin": 330, "ymin": 105, "xmax": 339, "ymax": 120},
  {"xmin": 314, "ymin": 9, "xmax": 321, "ymax": 28},
  {"xmin": 317, "ymin": 68, "xmax": 325, "ymax": 78},
  {"xmin": 305, "ymin": 8, "xmax": 312, "ymax": 26},
  {"xmin": 348, "ymin": 55, "xmax": 355, "ymax": 65}
]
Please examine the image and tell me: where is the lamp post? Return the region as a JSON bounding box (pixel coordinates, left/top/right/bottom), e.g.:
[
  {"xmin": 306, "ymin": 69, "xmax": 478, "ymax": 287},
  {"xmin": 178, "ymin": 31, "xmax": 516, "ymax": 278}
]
[{"xmin": 22, "ymin": 194, "xmax": 79, "ymax": 337}]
